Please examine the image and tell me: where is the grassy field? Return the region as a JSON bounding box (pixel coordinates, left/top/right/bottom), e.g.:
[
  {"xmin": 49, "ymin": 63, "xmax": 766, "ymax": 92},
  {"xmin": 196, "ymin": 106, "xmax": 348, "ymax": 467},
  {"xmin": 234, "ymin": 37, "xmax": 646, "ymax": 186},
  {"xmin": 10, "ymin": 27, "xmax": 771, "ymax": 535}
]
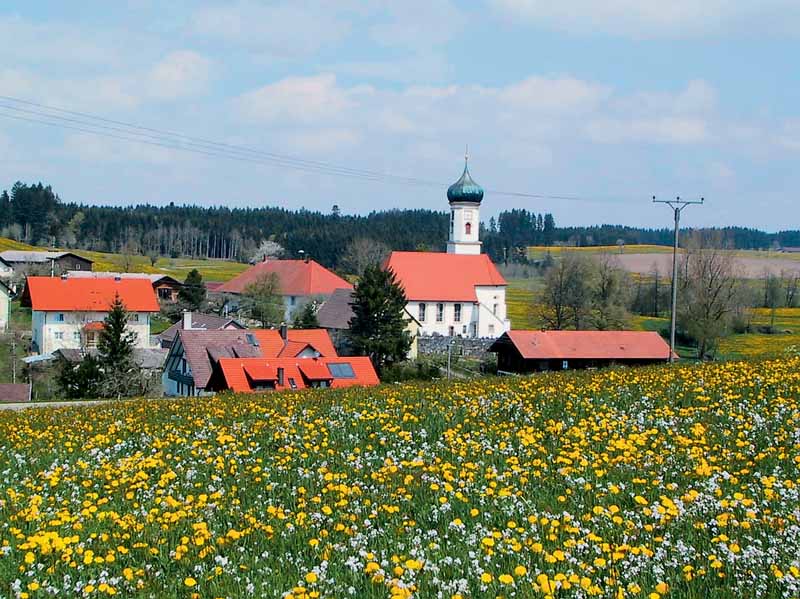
[
  {"xmin": 0, "ymin": 237, "xmax": 248, "ymax": 283},
  {"xmin": 0, "ymin": 301, "xmax": 31, "ymax": 384},
  {"xmin": 0, "ymin": 238, "xmax": 36, "ymax": 252},
  {"xmin": 1, "ymin": 358, "xmax": 798, "ymax": 598}
]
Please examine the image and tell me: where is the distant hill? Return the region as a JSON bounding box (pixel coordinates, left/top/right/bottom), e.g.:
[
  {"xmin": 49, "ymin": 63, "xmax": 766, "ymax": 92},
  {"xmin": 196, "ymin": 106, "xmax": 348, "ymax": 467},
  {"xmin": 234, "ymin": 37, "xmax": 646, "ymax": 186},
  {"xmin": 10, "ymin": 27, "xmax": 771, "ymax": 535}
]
[{"xmin": 2, "ymin": 181, "xmax": 798, "ymax": 267}]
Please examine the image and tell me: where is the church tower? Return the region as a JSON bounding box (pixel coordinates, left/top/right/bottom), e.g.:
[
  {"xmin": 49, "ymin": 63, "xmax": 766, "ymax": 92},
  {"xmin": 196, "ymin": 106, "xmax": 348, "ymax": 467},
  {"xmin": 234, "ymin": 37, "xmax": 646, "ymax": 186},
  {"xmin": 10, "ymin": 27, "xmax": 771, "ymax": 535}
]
[{"xmin": 446, "ymin": 152, "xmax": 483, "ymax": 255}]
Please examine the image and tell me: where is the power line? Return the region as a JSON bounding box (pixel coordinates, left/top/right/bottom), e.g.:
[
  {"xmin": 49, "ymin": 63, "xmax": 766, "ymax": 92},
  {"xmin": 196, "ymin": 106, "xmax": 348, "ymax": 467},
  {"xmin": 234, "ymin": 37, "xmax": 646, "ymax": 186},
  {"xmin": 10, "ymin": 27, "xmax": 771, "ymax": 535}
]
[{"xmin": 0, "ymin": 94, "xmax": 630, "ymax": 204}]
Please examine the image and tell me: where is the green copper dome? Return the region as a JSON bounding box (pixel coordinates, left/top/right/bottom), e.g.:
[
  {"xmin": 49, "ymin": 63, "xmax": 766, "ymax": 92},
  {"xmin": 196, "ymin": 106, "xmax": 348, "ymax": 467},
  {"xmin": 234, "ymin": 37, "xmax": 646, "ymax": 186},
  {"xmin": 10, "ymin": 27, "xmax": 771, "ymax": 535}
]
[{"xmin": 447, "ymin": 159, "xmax": 484, "ymax": 204}]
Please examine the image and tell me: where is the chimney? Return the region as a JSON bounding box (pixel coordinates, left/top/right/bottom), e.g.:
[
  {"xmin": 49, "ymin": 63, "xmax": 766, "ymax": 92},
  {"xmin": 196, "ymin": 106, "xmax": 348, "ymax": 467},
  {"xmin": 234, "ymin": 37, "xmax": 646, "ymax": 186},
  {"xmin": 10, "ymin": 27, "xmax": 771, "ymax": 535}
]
[
  {"xmin": 280, "ymin": 324, "xmax": 288, "ymax": 341},
  {"xmin": 277, "ymin": 367, "xmax": 285, "ymax": 387},
  {"xmin": 183, "ymin": 310, "xmax": 193, "ymax": 330}
]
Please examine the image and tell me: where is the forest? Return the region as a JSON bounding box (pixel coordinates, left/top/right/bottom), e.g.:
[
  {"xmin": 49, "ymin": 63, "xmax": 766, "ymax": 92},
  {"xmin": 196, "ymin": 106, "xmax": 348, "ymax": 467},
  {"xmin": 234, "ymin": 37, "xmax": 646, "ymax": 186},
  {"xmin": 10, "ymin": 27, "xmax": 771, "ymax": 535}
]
[{"xmin": 2, "ymin": 181, "xmax": 799, "ymax": 268}]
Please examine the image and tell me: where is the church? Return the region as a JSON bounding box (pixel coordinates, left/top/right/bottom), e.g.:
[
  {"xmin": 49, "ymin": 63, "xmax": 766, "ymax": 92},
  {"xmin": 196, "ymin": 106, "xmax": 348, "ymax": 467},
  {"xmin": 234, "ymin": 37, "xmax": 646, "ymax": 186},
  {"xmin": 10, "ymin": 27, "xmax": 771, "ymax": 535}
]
[{"xmin": 385, "ymin": 157, "xmax": 510, "ymax": 338}]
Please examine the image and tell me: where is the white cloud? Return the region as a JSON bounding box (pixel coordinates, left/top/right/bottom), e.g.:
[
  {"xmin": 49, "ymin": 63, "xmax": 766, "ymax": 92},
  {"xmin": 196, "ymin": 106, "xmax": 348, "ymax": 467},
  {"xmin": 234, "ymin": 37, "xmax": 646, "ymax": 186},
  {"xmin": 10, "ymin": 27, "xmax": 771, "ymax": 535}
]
[
  {"xmin": 587, "ymin": 116, "xmax": 709, "ymax": 144},
  {"xmin": 235, "ymin": 74, "xmax": 356, "ymax": 124},
  {"xmin": 490, "ymin": 0, "xmax": 800, "ymax": 38},
  {"xmin": 498, "ymin": 76, "xmax": 610, "ymax": 113},
  {"xmin": 145, "ymin": 51, "xmax": 212, "ymax": 100},
  {"xmin": 190, "ymin": 1, "xmax": 352, "ymax": 58}
]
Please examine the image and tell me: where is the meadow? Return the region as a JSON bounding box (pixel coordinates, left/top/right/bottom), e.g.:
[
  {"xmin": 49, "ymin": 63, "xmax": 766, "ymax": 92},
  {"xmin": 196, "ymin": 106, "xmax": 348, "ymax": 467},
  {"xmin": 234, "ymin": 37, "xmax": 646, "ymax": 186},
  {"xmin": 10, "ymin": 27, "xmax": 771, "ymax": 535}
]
[{"xmin": 1, "ymin": 357, "xmax": 798, "ymax": 598}]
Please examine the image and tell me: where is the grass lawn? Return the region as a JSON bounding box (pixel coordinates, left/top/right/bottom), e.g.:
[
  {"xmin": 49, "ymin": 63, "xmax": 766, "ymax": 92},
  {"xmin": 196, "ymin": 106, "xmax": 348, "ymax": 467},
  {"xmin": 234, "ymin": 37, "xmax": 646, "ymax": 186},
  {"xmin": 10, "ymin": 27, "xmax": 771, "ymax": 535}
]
[{"xmin": 505, "ymin": 278, "xmax": 542, "ymax": 329}]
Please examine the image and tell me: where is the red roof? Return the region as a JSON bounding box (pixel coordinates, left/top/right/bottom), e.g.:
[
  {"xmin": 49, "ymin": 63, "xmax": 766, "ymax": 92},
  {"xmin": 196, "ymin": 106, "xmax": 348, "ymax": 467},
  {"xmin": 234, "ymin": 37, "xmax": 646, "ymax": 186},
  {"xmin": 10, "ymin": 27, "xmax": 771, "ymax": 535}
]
[
  {"xmin": 174, "ymin": 328, "xmax": 338, "ymax": 389},
  {"xmin": 492, "ymin": 330, "xmax": 676, "ymax": 361},
  {"xmin": 217, "ymin": 259, "xmax": 352, "ymax": 296},
  {"xmin": 251, "ymin": 329, "xmax": 337, "ymax": 358},
  {"xmin": 384, "ymin": 251, "xmax": 506, "ymax": 302},
  {"xmin": 22, "ymin": 277, "xmax": 160, "ymax": 312},
  {"xmin": 216, "ymin": 356, "xmax": 379, "ymax": 393}
]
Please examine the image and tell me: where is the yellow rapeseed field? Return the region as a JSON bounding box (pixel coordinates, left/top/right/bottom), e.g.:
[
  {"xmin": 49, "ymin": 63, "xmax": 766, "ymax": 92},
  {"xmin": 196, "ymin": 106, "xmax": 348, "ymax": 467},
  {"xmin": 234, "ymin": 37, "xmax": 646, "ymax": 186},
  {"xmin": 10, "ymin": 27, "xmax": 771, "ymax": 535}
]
[{"xmin": 1, "ymin": 358, "xmax": 799, "ymax": 598}]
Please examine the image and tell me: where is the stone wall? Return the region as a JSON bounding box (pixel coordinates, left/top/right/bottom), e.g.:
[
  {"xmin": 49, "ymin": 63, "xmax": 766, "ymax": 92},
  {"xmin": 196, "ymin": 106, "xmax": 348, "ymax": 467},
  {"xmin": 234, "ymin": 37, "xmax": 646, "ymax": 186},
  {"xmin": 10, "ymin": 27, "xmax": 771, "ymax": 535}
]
[{"xmin": 418, "ymin": 335, "xmax": 494, "ymax": 358}]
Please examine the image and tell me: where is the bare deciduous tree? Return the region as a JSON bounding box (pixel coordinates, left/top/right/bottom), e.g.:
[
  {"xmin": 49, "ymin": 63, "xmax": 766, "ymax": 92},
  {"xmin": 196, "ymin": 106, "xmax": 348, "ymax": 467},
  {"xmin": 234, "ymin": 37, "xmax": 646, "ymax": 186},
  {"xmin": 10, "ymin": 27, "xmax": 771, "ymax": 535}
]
[
  {"xmin": 340, "ymin": 238, "xmax": 390, "ymax": 276},
  {"xmin": 677, "ymin": 233, "xmax": 742, "ymax": 360}
]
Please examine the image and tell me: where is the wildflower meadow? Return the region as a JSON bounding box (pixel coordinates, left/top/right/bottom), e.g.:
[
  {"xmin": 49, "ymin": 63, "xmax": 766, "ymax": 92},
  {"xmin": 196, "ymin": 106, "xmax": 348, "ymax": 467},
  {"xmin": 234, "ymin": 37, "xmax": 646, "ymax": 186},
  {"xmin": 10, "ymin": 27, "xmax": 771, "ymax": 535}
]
[{"xmin": 1, "ymin": 358, "xmax": 799, "ymax": 598}]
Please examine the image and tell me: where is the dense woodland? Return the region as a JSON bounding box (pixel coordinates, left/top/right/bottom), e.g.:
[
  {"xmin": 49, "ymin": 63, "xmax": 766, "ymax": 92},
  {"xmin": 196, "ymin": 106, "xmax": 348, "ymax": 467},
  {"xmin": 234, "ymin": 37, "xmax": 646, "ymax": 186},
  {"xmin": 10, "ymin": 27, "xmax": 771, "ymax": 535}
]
[{"xmin": 2, "ymin": 181, "xmax": 799, "ymax": 268}]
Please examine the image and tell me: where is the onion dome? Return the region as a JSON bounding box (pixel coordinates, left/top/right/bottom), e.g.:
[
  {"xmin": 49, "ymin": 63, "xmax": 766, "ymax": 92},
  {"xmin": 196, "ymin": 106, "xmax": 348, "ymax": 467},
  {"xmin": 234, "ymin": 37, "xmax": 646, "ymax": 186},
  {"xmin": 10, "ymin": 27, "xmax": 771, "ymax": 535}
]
[{"xmin": 447, "ymin": 156, "xmax": 484, "ymax": 204}]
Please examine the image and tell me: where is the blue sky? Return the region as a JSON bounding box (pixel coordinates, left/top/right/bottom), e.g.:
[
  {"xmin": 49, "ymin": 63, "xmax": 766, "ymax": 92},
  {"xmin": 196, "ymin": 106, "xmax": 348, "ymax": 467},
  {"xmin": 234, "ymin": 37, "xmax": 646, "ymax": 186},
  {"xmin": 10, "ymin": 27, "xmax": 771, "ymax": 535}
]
[{"xmin": 1, "ymin": 1, "xmax": 798, "ymax": 231}]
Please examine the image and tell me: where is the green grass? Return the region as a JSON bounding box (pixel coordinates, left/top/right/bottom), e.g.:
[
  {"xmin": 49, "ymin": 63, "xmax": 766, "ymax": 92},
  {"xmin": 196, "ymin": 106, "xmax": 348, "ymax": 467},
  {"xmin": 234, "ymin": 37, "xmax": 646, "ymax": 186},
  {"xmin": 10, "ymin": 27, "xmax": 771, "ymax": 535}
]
[
  {"xmin": 0, "ymin": 238, "xmax": 36, "ymax": 252},
  {"xmin": 0, "ymin": 301, "xmax": 31, "ymax": 384}
]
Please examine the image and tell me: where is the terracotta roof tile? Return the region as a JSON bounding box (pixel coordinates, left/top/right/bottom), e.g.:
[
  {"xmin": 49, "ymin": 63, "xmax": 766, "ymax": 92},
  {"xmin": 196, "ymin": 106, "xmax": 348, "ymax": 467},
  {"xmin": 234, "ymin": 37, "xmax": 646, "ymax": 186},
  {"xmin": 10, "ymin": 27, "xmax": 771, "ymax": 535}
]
[
  {"xmin": 216, "ymin": 356, "xmax": 379, "ymax": 393},
  {"xmin": 22, "ymin": 277, "xmax": 160, "ymax": 312},
  {"xmin": 217, "ymin": 259, "xmax": 352, "ymax": 296},
  {"xmin": 492, "ymin": 330, "xmax": 675, "ymax": 361},
  {"xmin": 384, "ymin": 251, "xmax": 506, "ymax": 302}
]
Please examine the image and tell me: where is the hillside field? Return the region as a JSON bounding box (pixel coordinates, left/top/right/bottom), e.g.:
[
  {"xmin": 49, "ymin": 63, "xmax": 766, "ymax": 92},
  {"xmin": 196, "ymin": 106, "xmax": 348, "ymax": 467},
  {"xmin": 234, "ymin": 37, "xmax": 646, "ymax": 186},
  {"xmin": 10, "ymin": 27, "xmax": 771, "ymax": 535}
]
[
  {"xmin": 527, "ymin": 245, "xmax": 800, "ymax": 278},
  {"xmin": 0, "ymin": 358, "xmax": 798, "ymax": 598},
  {"xmin": 0, "ymin": 238, "xmax": 248, "ymax": 283}
]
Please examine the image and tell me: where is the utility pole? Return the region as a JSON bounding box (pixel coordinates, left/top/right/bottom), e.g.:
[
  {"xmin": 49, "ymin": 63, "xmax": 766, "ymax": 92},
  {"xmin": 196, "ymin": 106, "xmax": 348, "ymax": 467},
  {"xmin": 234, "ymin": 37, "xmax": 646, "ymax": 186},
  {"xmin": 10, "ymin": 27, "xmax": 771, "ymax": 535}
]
[{"xmin": 653, "ymin": 196, "xmax": 704, "ymax": 363}]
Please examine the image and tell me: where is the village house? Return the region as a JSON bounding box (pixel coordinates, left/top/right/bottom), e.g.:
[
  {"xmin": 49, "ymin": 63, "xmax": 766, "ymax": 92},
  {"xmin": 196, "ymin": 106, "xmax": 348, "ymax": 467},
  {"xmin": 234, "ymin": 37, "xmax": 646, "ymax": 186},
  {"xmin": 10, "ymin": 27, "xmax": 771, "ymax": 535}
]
[
  {"xmin": 162, "ymin": 326, "xmax": 339, "ymax": 396},
  {"xmin": 209, "ymin": 355, "xmax": 379, "ymax": 393},
  {"xmin": 0, "ymin": 280, "xmax": 11, "ymax": 331},
  {"xmin": 489, "ymin": 330, "xmax": 676, "ymax": 373},
  {"xmin": 157, "ymin": 311, "xmax": 245, "ymax": 349},
  {"xmin": 385, "ymin": 157, "xmax": 510, "ymax": 338},
  {"xmin": 21, "ymin": 276, "xmax": 160, "ymax": 355},
  {"xmin": 66, "ymin": 271, "xmax": 184, "ymax": 304},
  {"xmin": 215, "ymin": 258, "xmax": 352, "ymax": 321},
  {"xmin": 316, "ymin": 287, "xmax": 420, "ymax": 358},
  {"xmin": 0, "ymin": 250, "xmax": 93, "ymax": 276},
  {"xmin": 0, "ymin": 256, "xmax": 12, "ymax": 280}
]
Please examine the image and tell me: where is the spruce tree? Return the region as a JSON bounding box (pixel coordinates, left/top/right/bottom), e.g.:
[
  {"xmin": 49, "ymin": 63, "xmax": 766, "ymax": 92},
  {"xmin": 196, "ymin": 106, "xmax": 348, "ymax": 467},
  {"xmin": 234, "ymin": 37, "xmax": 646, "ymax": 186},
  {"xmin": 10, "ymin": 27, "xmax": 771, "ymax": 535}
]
[
  {"xmin": 179, "ymin": 269, "xmax": 206, "ymax": 311},
  {"xmin": 348, "ymin": 265, "xmax": 411, "ymax": 374},
  {"xmin": 293, "ymin": 301, "xmax": 320, "ymax": 329},
  {"xmin": 98, "ymin": 294, "xmax": 139, "ymax": 398}
]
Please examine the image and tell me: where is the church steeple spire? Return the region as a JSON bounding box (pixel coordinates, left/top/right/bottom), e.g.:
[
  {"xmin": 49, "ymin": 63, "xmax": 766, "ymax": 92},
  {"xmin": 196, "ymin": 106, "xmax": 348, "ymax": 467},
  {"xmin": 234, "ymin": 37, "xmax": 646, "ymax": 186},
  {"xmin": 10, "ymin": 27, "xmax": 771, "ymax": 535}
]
[{"xmin": 446, "ymin": 151, "xmax": 483, "ymax": 255}]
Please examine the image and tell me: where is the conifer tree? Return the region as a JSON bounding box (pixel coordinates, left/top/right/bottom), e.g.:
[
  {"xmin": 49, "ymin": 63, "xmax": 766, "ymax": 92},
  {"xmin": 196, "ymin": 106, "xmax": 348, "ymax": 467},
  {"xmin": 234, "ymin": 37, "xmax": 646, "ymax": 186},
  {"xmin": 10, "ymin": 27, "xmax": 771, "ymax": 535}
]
[
  {"xmin": 293, "ymin": 301, "xmax": 320, "ymax": 329},
  {"xmin": 348, "ymin": 265, "xmax": 411, "ymax": 374},
  {"xmin": 179, "ymin": 269, "xmax": 206, "ymax": 311},
  {"xmin": 98, "ymin": 294, "xmax": 140, "ymax": 397}
]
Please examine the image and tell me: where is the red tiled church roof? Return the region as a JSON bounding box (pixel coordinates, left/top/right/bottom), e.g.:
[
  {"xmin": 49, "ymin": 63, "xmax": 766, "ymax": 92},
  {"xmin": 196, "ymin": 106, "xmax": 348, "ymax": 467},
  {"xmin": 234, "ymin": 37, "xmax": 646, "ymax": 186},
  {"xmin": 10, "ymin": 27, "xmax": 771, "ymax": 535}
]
[
  {"xmin": 384, "ymin": 251, "xmax": 506, "ymax": 302},
  {"xmin": 492, "ymin": 330, "xmax": 676, "ymax": 361},
  {"xmin": 22, "ymin": 277, "xmax": 160, "ymax": 312},
  {"xmin": 217, "ymin": 259, "xmax": 352, "ymax": 296}
]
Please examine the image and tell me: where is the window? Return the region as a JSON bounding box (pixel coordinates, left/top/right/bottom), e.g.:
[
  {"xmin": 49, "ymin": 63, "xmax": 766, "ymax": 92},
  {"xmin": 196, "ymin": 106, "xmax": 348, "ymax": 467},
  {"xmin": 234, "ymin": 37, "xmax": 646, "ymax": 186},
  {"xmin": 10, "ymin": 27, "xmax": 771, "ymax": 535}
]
[
  {"xmin": 488, "ymin": 324, "xmax": 495, "ymax": 336},
  {"xmin": 130, "ymin": 313, "xmax": 139, "ymax": 322},
  {"xmin": 288, "ymin": 378, "xmax": 298, "ymax": 389},
  {"xmin": 158, "ymin": 287, "xmax": 171, "ymax": 299},
  {"xmin": 449, "ymin": 211, "xmax": 454, "ymax": 235},
  {"xmin": 462, "ymin": 325, "xmax": 467, "ymax": 335},
  {"xmin": 54, "ymin": 331, "xmax": 64, "ymax": 340},
  {"xmin": 493, "ymin": 304, "xmax": 498, "ymax": 315},
  {"xmin": 56, "ymin": 313, "xmax": 65, "ymax": 322},
  {"xmin": 328, "ymin": 363, "xmax": 356, "ymax": 379},
  {"xmin": 465, "ymin": 222, "xmax": 471, "ymax": 235},
  {"xmin": 418, "ymin": 303, "xmax": 426, "ymax": 322},
  {"xmin": 448, "ymin": 326, "xmax": 455, "ymax": 337},
  {"xmin": 73, "ymin": 331, "xmax": 81, "ymax": 342},
  {"xmin": 436, "ymin": 303, "xmax": 444, "ymax": 322},
  {"xmin": 454, "ymin": 303, "xmax": 461, "ymax": 322},
  {"xmin": 464, "ymin": 210, "xmax": 473, "ymax": 219},
  {"xmin": 246, "ymin": 333, "xmax": 259, "ymax": 346},
  {"xmin": 289, "ymin": 296, "xmax": 296, "ymax": 306}
]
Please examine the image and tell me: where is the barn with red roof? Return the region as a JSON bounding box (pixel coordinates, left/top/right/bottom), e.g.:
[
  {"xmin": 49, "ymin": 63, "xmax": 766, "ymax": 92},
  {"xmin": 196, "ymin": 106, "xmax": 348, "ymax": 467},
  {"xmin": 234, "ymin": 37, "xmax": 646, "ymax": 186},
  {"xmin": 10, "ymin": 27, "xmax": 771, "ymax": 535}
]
[
  {"xmin": 489, "ymin": 330, "xmax": 676, "ymax": 373},
  {"xmin": 22, "ymin": 275, "xmax": 160, "ymax": 355}
]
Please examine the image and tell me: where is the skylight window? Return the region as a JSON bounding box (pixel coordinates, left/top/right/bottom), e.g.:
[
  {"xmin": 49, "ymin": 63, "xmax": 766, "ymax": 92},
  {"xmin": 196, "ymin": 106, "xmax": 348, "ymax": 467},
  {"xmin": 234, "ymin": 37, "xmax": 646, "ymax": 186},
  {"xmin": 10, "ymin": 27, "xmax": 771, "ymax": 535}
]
[{"xmin": 328, "ymin": 363, "xmax": 355, "ymax": 379}]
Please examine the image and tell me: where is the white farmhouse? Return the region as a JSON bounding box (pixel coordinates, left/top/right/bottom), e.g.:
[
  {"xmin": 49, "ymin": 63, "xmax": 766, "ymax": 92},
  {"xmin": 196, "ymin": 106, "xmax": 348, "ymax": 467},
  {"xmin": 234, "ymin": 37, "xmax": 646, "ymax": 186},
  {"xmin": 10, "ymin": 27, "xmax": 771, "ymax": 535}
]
[
  {"xmin": 385, "ymin": 157, "xmax": 510, "ymax": 338},
  {"xmin": 21, "ymin": 275, "xmax": 160, "ymax": 355},
  {"xmin": 0, "ymin": 281, "xmax": 11, "ymax": 331}
]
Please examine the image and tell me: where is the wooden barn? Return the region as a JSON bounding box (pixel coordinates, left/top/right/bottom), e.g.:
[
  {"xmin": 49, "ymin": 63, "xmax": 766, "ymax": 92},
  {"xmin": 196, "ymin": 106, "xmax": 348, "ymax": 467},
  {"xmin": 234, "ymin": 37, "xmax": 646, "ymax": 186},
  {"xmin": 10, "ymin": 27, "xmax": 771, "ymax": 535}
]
[{"xmin": 489, "ymin": 330, "xmax": 675, "ymax": 374}]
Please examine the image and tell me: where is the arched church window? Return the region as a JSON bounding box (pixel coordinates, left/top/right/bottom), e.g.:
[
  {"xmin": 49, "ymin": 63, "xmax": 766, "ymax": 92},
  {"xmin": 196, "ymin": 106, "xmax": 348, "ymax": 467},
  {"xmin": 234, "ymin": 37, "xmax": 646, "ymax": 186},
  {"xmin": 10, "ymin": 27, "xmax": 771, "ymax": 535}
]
[{"xmin": 465, "ymin": 222, "xmax": 472, "ymax": 235}]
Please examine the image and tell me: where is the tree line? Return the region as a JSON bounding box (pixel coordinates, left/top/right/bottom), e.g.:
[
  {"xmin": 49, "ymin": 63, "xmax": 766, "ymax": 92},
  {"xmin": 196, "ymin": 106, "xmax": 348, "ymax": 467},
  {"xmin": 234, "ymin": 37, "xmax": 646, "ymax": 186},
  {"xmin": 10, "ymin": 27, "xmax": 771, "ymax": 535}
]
[{"xmin": 2, "ymin": 182, "xmax": 799, "ymax": 270}]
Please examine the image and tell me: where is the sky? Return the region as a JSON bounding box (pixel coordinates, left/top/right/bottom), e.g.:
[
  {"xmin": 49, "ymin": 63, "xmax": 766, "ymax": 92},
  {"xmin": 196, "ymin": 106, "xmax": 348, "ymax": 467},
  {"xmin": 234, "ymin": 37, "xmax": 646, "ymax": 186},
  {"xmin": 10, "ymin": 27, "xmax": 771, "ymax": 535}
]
[{"xmin": 0, "ymin": 1, "xmax": 798, "ymax": 231}]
